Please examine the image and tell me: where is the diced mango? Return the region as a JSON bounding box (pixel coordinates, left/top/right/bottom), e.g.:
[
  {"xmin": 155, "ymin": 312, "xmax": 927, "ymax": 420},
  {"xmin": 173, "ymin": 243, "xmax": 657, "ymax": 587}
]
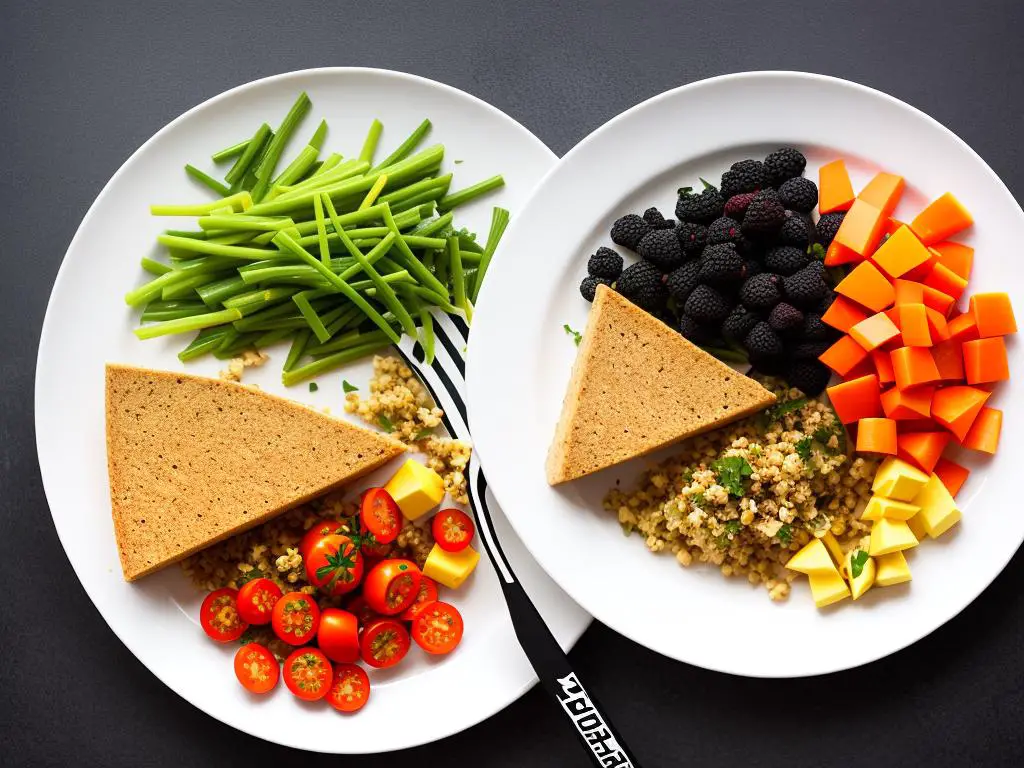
[
  {"xmin": 868, "ymin": 517, "xmax": 919, "ymax": 556},
  {"xmin": 808, "ymin": 570, "xmax": 851, "ymax": 608},
  {"xmin": 906, "ymin": 512, "xmax": 928, "ymax": 541},
  {"xmin": 862, "ymin": 496, "xmax": 920, "ymax": 522},
  {"xmin": 786, "ymin": 538, "xmax": 840, "ymax": 576},
  {"xmin": 821, "ymin": 532, "xmax": 846, "ymax": 569},
  {"xmin": 871, "ymin": 456, "xmax": 930, "ymax": 501},
  {"xmin": 422, "ymin": 543, "xmax": 480, "ymax": 589},
  {"xmin": 385, "ymin": 459, "xmax": 445, "ymax": 520},
  {"xmin": 912, "ymin": 474, "xmax": 961, "ymax": 538},
  {"xmin": 844, "ymin": 550, "xmax": 877, "ymax": 600},
  {"xmin": 875, "ymin": 551, "xmax": 912, "ymax": 587}
]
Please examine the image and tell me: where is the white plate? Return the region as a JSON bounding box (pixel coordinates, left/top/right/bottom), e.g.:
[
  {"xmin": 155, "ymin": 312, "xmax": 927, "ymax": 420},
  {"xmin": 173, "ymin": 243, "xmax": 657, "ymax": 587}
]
[
  {"xmin": 467, "ymin": 71, "xmax": 1023, "ymax": 678},
  {"xmin": 35, "ymin": 68, "xmax": 590, "ymax": 753}
]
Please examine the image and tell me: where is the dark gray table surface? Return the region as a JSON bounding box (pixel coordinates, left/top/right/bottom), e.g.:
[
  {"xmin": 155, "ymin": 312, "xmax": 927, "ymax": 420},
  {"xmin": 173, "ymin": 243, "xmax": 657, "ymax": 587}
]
[{"xmin": 3, "ymin": 1, "xmax": 1024, "ymax": 766}]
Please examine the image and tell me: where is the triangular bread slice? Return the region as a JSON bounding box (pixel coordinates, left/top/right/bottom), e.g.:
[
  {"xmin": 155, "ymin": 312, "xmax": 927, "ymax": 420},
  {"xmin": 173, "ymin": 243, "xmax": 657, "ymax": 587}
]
[
  {"xmin": 105, "ymin": 364, "xmax": 406, "ymax": 580},
  {"xmin": 547, "ymin": 285, "xmax": 776, "ymax": 484}
]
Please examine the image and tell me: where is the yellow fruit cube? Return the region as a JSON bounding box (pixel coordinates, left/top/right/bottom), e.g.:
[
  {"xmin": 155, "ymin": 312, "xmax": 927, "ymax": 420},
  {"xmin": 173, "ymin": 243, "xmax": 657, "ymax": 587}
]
[
  {"xmin": 906, "ymin": 513, "xmax": 928, "ymax": 541},
  {"xmin": 785, "ymin": 538, "xmax": 840, "ymax": 576},
  {"xmin": 844, "ymin": 550, "xmax": 876, "ymax": 600},
  {"xmin": 871, "ymin": 457, "xmax": 930, "ymax": 502},
  {"xmin": 868, "ymin": 517, "xmax": 919, "ymax": 556},
  {"xmin": 423, "ymin": 543, "xmax": 480, "ymax": 589},
  {"xmin": 862, "ymin": 496, "xmax": 920, "ymax": 522},
  {"xmin": 875, "ymin": 551, "xmax": 912, "ymax": 587},
  {"xmin": 385, "ymin": 459, "xmax": 445, "ymax": 520},
  {"xmin": 808, "ymin": 570, "xmax": 851, "ymax": 608},
  {"xmin": 912, "ymin": 474, "xmax": 962, "ymax": 538},
  {"xmin": 821, "ymin": 531, "xmax": 846, "ymax": 569}
]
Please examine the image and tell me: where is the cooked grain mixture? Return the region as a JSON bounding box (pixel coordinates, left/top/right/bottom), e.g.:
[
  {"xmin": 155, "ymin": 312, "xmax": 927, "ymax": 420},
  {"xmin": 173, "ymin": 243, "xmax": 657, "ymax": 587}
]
[
  {"xmin": 605, "ymin": 385, "xmax": 877, "ymax": 601},
  {"xmin": 219, "ymin": 348, "xmax": 270, "ymax": 382}
]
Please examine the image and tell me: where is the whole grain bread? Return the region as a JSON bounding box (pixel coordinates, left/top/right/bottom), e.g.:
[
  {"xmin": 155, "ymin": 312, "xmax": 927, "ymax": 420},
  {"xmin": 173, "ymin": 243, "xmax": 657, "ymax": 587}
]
[
  {"xmin": 105, "ymin": 364, "xmax": 406, "ymax": 581},
  {"xmin": 547, "ymin": 285, "xmax": 776, "ymax": 484}
]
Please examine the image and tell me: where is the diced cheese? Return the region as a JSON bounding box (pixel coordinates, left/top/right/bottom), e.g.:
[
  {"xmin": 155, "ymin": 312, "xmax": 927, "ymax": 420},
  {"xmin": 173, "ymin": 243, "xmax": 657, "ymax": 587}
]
[
  {"xmin": 385, "ymin": 459, "xmax": 445, "ymax": 520},
  {"xmin": 862, "ymin": 495, "xmax": 921, "ymax": 522},
  {"xmin": 423, "ymin": 543, "xmax": 480, "ymax": 589},
  {"xmin": 808, "ymin": 570, "xmax": 851, "ymax": 608},
  {"xmin": 786, "ymin": 539, "xmax": 839, "ymax": 576},
  {"xmin": 844, "ymin": 550, "xmax": 876, "ymax": 600},
  {"xmin": 871, "ymin": 456, "xmax": 929, "ymax": 501},
  {"xmin": 912, "ymin": 474, "xmax": 962, "ymax": 538},
  {"xmin": 875, "ymin": 551, "xmax": 912, "ymax": 586},
  {"xmin": 868, "ymin": 517, "xmax": 919, "ymax": 556}
]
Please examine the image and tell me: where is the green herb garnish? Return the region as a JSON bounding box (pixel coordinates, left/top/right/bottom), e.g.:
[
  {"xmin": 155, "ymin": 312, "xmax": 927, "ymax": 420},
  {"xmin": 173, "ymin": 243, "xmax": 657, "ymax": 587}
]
[
  {"xmin": 378, "ymin": 414, "xmax": 395, "ymax": 433},
  {"xmin": 724, "ymin": 520, "xmax": 742, "ymax": 535},
  {"xmin": 711, "ymin": 456, "xmax": 754, "ymax": 497},
  {"xmin": 308, "ymin": 382, "xmax": 318, "ymax": 392},
  {"xmin": 810, "ymin": 243, "xmax": 826, "ymax": 261},
  {"xmin": 564, "ymin": 323, "xmax": 583, "ymax": 345},
  {"xmin": 776, "ymin": 524, "xmax": 793, "ymax": 544},
  {"xmin": 690, "ymin": 492, "xmax": 706, "ymax": 508},
  {"xmin": 795, "ymin": 436, "xmax": 813, "ymax": 462},
  {"xmin": 342, "ymin": 380, "xmax": 358, "ymax": 393},
  {"xmin": 413, "ymin": 427, "xmax": 434, "ymax": 441},
  {"xmin": 850, "ymin": 549, "xmax": 870, "ymax": 579}
]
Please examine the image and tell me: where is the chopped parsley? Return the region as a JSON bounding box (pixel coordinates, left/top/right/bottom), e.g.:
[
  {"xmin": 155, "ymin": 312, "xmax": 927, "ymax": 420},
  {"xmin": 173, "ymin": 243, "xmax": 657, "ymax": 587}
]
[
  {"xmin": 413, "ymin": 428, "xmax": 434, "ymax": 441},
  {"xmin": 724, "ymin": 520, "xmax": 742, "ymax": 535},
  {"xmin": 308, "ymin": 382, "xmax": 318, "ymax": 392},
  {"xmin": 795, "ymin": 436, "xmax": 813, "ymax": 463},
  {"xmin": 758, "ymin": 397, "xmax": 808, "ymax": 430},
  {"xmin": 342, "ymin": 379, "xmax": 359, "ymax": 393},
  {"xmin": 690, "ymin": 492, "xmax": 706, "ymax": 508},
  {"xmin": 378, "ymin": 414, "xmax": 395, "ymax": 433},
  {"xmin": 711, "ymin": 456, "xmax": 754, "ymax": 497},
  {"xmin": 810, "ymin": 242, "xmax": 826, "ymax": 261},
  {"xmin": 454, "ymin": 159, "xmax": 464, "ymax": 164},
  {"xmin": 850, "ymin": 549, "xmax": 870, "ymax": 579},
  {"xmin": 563, "ymin": 323, "xmax": 583, "ymax": 345},
  {"xmin": 776, "ymin": 524, "xmax": 793, "ymax": 545}
]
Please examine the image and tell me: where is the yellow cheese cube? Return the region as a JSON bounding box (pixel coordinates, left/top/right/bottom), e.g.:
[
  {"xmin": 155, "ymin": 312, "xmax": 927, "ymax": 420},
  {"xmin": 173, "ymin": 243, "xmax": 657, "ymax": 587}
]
[
  {"xmin": 906, "ymin": 513, "xmax": 928, "ymax": 541},
  {"xmin": 868, "ymin": 517, "xmax": 919, "ymax": 556},
  {"xmin": 844, "ymin": 550, "xmax": 876, "ymax": 600},
  {"xmin": 821, "ymin": 531, "xmax": 846, "ymax": 569},
  {"xmin": 875, "ymin": 551, "xmax": 912, "ymax": 587},
  {"xmin": 808, "ymin": 570, "xmax": 850, "ymax": 608},
  {"xmin": 423, "ymin": 543, "xmax": 480, "ymax": 589},
  {"xmin": 912, "ymin": 474, "xmax": 961, "ymax": 538},
  {"xmin": 871, "ymin": 457, "xmax": 930, "ymax": 502},
  {"xmin": 385, "ymin": 459, "xmax": 445, "ymax": 520},
  {"xmin": 862, "ymin": 496, "xmax": 920, "ymax": 522}
]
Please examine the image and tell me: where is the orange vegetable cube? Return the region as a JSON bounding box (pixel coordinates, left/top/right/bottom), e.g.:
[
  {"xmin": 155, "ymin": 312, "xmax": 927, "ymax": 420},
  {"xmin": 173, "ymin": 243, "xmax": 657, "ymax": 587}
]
[
  {"xmin": 827, "ymin": 374, "xmax": 883, "ymax": 424},
  {"xmin": 858, "ymin": 172, "xmax": 905, "ymax": 217},
  {"xmin": 822, "ymin": 296, "xmax": 869, "ymax": 333},
  {"xmin": 850, "ymin": 312, "xmax": 901, "ymax": 352},
  {"xmin": 931, "ymin": 386, "xmax": 990, "ymax": 442},
  {"xmin": 824, "ymin": 240, "xmax": 862, "ymax": 266},
  {"xmin": 931, "ymin": 241, "xmax": 973, "ymax": 281},
  {"xmin": 872, "ymin": 349, "xmax": 896, "ymax": 385},
  {"xmin": 818, "ymin": 159, "xmax": 855, "ymax": 214},
  {"xmin": 891, "ymin": 347, "xmax": 941, "ymax": 390},
  {"xmin": 845, "ymin": 357, "xmax": 878, "ymax": 381},
  {"xmin": 896, "ymin": 431, "xmax": 951, "ymax": 473},
  {"xmin": 921, "ymin": 285, "xmax": 955, "ymax": 316},
  {"xmin": 923, "ymin": 262, "xmax": 967, "ymax": 301},
  {"xmin": 962, "ymin": 406, "xmax": 1001, "ymax": 454},
  {"xmin": 882, "ymin": 218, "xmax": 906, "ymax": 238},
  {"xmin": 819, "ymin": 335, "xmax": 870, "ymax": 377},
  {"xmin": 969, "ymin": 293, "xmax": 1017, "ymax": 337},
  {"xmin": 856, "ymin": 417, "xmax": 898, "ymax": 455},
  {"xmin": 871, "ymin": 226, "xmax": 932, "ymax": 279},
  {"xmin": 934, "ymin": 457, "xmax": 970, "ymax": 498},
  {"xmin": 834, "ymin": 199, "xmax": 887, "ymax": 257},
  {"xmin": 947, "ymin": 311, "xmax": 980, "ymax": 342},
  {"xmin": 835, "ymin": 262, "xmax": 895, "ymax": 312},
  {"xmin": 881, "ymin": 385, "xmax": 934, "ymax": 420},
  {"xmin": 931, "ymin": 339, "xmax": 965, "ymax": 382},
  {"xmin": 924, "ymin": 307, "xmax": 951, "ymax": 342},
  {"xmin": 910, "ymin": 192, "xmax": 974, "ymax": 245},
  {"xmin": 962, "ymin": 337, "xmax": 1009, "ymax": 384},
  {"xmin": 898, "ymin": 303, "xmax": 932, "ymax": 347},
  {"xmin": 893, "ymin": 279, "xmax": 925, "ymax": 306},
  {"xmin": 905, "ymin": 250, "xmax": 939, "ymax": 282}
]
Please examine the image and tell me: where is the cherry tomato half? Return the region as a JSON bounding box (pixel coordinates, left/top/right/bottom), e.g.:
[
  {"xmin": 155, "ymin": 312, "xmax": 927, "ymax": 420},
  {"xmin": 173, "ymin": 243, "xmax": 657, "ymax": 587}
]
[
  {"xmin": 283, "ymin": 648, "xmax": 333, "ymax": 702},
  {"xmin": 199, "ymin": 588, "xmax": 248, "ymax": 643},
  {"xmin": 410, "ymin": 601, "xmax": 464, "ymax": 655},
  {"xmin": 305, "ymin": 534, "xmax": 364, "ymax": 597},
  {"xmin": 360, "ymin": 488, "xmax": 402, "ymax": 545},
  {"xmin": 400, "ymin": 575, "xmax": 439, "ymax": 622},
  {"xmin": 233, "ymin": 643, "xmax": 279, "ymax": 694},
  {"xmin": 363, "ymin": 559, "xmax": 422, "ymax": 616},
  {"xmin": 299, "ymin": 518, "xmax": 350, "ymax": 560},
  {"xmin": 236, "ymin": 578, "xmax": 282, "ymax": 626},
  {"xmin": 345, "ymin": 595, "xmax": 380, "ymax": 628},
  {"xmin": 327, "ymin": 664, "xmax": 371, "ymax": 713},
  {"xmin": 360, "ymin": 618, "xmax": 411, "ymax": 669},
  {"xmin": 431, "ymin": 508, "xmax": 475, "ymax": 552},
  {"xmin": 317, "ymin": 608, "xmax": 360, "ymax": 663},
  {"xmin": 271, "ymin": 591, "xmax": 321, "ymax": 646}
]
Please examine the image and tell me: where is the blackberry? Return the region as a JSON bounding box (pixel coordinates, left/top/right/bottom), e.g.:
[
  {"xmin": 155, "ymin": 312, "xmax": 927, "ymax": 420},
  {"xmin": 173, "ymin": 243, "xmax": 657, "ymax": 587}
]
[
  {"xmin": 768, "ymin": 302, "xmax": 804, "ymax": 332},
  {"xmin": 801, "ymin": 313, "xmax": 831, "ymax": 341},
  {"xmin": 744, "ymin": 321, "xmax": 784, "ymax": 358},
  {"xmin": 706, "ymin": 216, "xmax": 743, "ymax": 246},
  {"xmin": 751, "ymin": 356, "xmax": 788, "ymax": 377},
  {"xmin": 679, "ymin": 315, "xmax": 719, "ymax": 345},
  {"xmin": 764, "ymin": 245, "xmax": 810, "ymax": 276},
  {"xmin": 683, "ymin": 284, "xmax": 732, "ymax": 324},
  {"xmin": 643, "ymin": 207, "xmax": 675, "ymax": 230},
  {"xmin": 740, "ymin": 273, "xmax": 782, "ymax": 310},
  {"xmin": 786, "ymin": 359, "xmax": 832, "ymax": 397},
  {"xmin": 698, "ymin": 243, "xmax": 745, "ymax": 285},
  {"xmin": 790, "ymin": 340, "xmax": 832, "ymax": 360},
  {"xmin": 665, "ymin": 260, "xmax": 701, "ymax": 304},
  {"xmin": 783, "ymin": 263, "xmax": 829, "ymax": 309},
  {"xmin": 744, "ymin": 259, "xmax": 763, "ymax": 278},
  {"xmin": 779, "ymin": 214, "xmax": 811, "ymax": 248},
  {"xmin": 724, "ymin": 192, "xmax": 757, "ymax": 220},
  {"xmin": 741, "ymin": 189, "xmax": 786, "ymax": 239},
  {"xmin": 720, "ymin": 159, "xmax": 766, "ymax": 198},
  {"xmin": 675, "ymin": 181, "xmax": 724, "ymax": 225},
  {"xmin": 675, "ymin": 222, "xmax": 708, "ymax": 258},
  {"xmin": 587, "ymin": 247, "xmax": 623, "ymax": 279},
  {"xmin": 721, "ymin": 305, "xmax": 761, "ymax": 342},
  {"xmin": 636, "ymin": 229, "xmax": 683, "ymax": 271},
  {"xmin": 610, "ymin": 214, "xmax": 651, "ymax": 250},
  {"xmin": 815, "ymin": 212, "xmax": 846, "ymax": 248},
  {"xmin": 616, "ymin": 261, "xmax": 666, "ymax": 311},
  {"xmin": 764, "ymin": 147, "xmax": 807, "ymax": 187},
  {"xmin": 778, "ymin": 177, "xmax": 818, "ymax": 213},
  {"xmin": 580, "ymin": 275, "xmax": 612, "ymax": 302}
]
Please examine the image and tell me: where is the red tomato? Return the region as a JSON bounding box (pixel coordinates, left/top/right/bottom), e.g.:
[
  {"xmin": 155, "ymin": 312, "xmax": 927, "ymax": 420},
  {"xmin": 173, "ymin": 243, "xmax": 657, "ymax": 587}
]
[
  {"xmin": 233, "ymin": 643, "xmax": 279, "ymax": 694},
  {"xmin": 326, "ymin": 664, "xmax": 371, "ymax": 713},
  {"xmin": 271, "ymin": 591, "xmax": 321, "ymax": 646},
  {"xmin": 410, "ymin": 601, "xmax": 464, "ymax": 655},
  {"xmin": 400, "ymin": 576, "xmax": 439, "ymax": 622},
  {"xmin": 359, "ymin": 534, "xmax": 391, "ymax": 559},
  {"xmin": 283, "ymin": 648, "xmax": 333, "ymax": 702},
  {"xmin": 360, "ymin": 488, "xmax": 402, "ymax": 544},
  {"xmin": 305, "ymin": 534, "xmax": 364, "ymax": 596},
  {"xmin": 299, "ymin": 518, "xmax": 350, "ymax": 560},
  {"xmin": 363, "ymin": 559, "xmax": 422, "ymax": 616},
  {"xmin": 431, "ymin": 508, "xmax": 475, "ymax": 552},
  {"xmin": 236, "ymin": 578, "xmax": 282, "ymax": 626},
  {"xmin": 199, "ymin": 588, "xmax": 248, "ymax": 643},
  {"xmin": 345, "ymin": 595, "xmax": 380, "ymax": 628},
  {"xmin": 360, "ymin": 618, "xmax": 411, "ymax": 669},
  {"xmin": 317, "ymin": 609, "xmax": 360, "ymax": 663}
]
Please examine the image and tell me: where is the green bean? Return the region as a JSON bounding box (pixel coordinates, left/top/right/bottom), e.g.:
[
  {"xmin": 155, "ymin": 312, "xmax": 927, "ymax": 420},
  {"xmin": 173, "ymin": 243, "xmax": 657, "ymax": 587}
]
[
  {"xmin": 359, "ymin": 119, "xmax": 383, "ymax": 164},
  {"xmin": 231, "ymin": 299, "xmax": 304, "ymax": 331},
  {"xmin": 438, "ymin": 174, "xmax": 505, "ymax": 212},
  {"xmin": 313, "ymin": 193, "xmax": 331, "ymax": 265},
  {"xmin": 308, "ymin": 119, "xmax": 329, "ymax": 151},
  {"xmin": 239, "ymin": 264, "xmax": 322, "ymax": 286},
  {"xmin": 214, "ymin": 331, "xmax": 264, "ymax": 359},
  {"xmin": 141, "ymin": 300, "xmax": 209, "ymax": 322},
  {"xmin": 282, "ymin": 335, "xmax": 391, "ymax": 386},
  {"xmin": 162, "ymin": 272, "xmax": 226, "ymax": 300},
  {"xmin": 435, "ymin": 243, "xmax": 449, "ymax": 288},
  {"xmin": 225, "ymin": 124, "xmax": 272, "ymax": 185},
  {"xmin": 163, "ymin": 229, "xmax": 208, "ymax": 239},
  {"xmin": 381, "ymin": 205, "xmax": 449, "ymax": 299},
  {"xmin": 402, "ymin": 235, "xmax": 447, "ymax": 251},
  {"xmin": 448, "ymin": 236, "xmax": 471, "ymax": 322},
  {"xmin": 212, "ymin": 138, "xmax": 250, "ymax": 164},
  {"xmin": 185, "ymin": 164, "xmax": 230, "ymax": 196},
  {"xmin": 371, "ymin": 119, "xmax": 431, "ymax": 172},
  {"xmin": 293, "ymin": 290, "xmax": 331, "ymax": 343},
  {"xmin": 459, "ymin": 251, "xmax": 482, "ymax": 265},
  {"xmin": 405, "ymin": 284, "xmax": 459, "ymax": 314},
  {"xmin": 197, "ymin": 215, "xmax": 293, "ymax": 232},
  {"xmin": 411, "ymin": 211, "xmax": 454, "ymax": 237},
  {"xmin": 324, "ymin": 304, "xmax": 364, "ymax": 338},
  {"xmin": 251, "ymin": 92, "xmax": 313, "ymax": 201},
  {"xmin": 284, "ymin": 329, "xmax": 311, "ymax": 372},
  {"xmin": 312, "ymin": 152, "xmax": 342, "ymax": 177},
  {"xmin": 419, "ymin": 305, "xmax": 436, "ymax": 365},
  {"xmin": 378, "ymin": 175, "xmax": 452, "ymax": 206},
  {"xmin": 268, "ymin": 145, "xmax": 319, "ymax": 192},
  {"xmin": 392, "ymin": 187, "xmax": 448, "ymax": 214},
  {"xmin": 470, "ymin": 207, "xmax": 510, "ymax": 302},
  {"xmin": 457, "ymin": 232, "xmax": 484, "ymax": 254},
  {"xmin": 254, "ymin": 327, "xmax": 295, "ymax": 347},
  {"xmin": 305, "ymin": 329, "xmax": 361, "ymax": 357},
  {"xmin": 134, "ymin": 307, "xmax": 242, "ymax": 340},
  {"xmin": 273, "ymin": 159, "xmax": 368, "ymax": 199},
  {"xmin": 156, "ymin": 234, "xmax": 274, "ymax": 261},
  {"xmin": 151, "ymin": 191, "xmax": 252, "ymax": 217},
  {"xmin": 141, "ymin": 257, "xmax": 172, "ymax": 276},
  {"xmin": 197, "ymin": 275, "xmax": 249, "ymax": 306},
  {"xmin": 223, "ymin": 286, "xmax": 299, "ymax": 310},
  {"xmin": 359, "ymin": 174, "xmax": 389, "ymax": 210},
  {"xmin": 178, "ymin": 326, "xmax": 232, "ymax": 362}
]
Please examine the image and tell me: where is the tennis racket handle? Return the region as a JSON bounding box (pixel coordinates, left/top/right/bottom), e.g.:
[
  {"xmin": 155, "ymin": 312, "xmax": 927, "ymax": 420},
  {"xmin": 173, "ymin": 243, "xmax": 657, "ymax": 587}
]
[{"xmin": 498, "ymin": 578, "xmax": 640, "ymax": 767}]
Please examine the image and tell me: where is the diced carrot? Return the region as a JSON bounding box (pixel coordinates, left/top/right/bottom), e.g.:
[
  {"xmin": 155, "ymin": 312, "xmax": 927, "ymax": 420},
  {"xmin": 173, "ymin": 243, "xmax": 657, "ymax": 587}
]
[
  {"xmin": 962, "ymin": 337, "xmax": 1009, "ymax": 384},
  {"xmin": 948, "ymin": 311, "xmax": 980, "ymax": 342},
  {"xmin": 821, "ymin": 295, "xmax": 869, "ymax": 333},
  {"xmin": 910, "ymin": 192, "xmax": 974, "ymax": 245},
  {"xmin": 856, "ymin": 417, "xmax": 898, "ymax": 455},
  {"xmin": 834, "ymin": 199, "xmax": 887, "ymax": 257},
  {"xmin": 824, "ymin": 240, "xmax": 862, "ymax": 266},
  {"xmin": 934, "ymin": 457, "xmax": 970, "ymax": 498},
  {"xmin": 904, "ymin": 250, "xmax": 939, "ymax": 282},
  {"xmin": 845, "ymin": 357, "xmax": 878, "ymax": 381},
  {"xmin": 893, "ymin": 279, "xmax": 925, "ymax": 306},
  {"xmin": 891, "ymin": 346, "xmax": 941, "ymax": 390},
  {"xmin": 818, "ymin": 335, "xmax": 870, "ymax": 377},
  {"xmin": 819, "ymin": 159, "xmax": 856, "ymax": 214},
  {"xmin": 896, "ymin": 431, "xmax": 951, "ymax": 473},
  {"xmin": 931, "ymin": 339, "xmax": 965, "ymax": 382},
  {"xmin": 835, "ymin": 262, "xmax": 895, "ymax": 312},
  {"xmin": 931, "ymin": 385, "xmax": 990, "ymax": 441},
  {"xmin": 882, "ymin": 218, "xmax": 906, "ymax": 237},
  {"xmin": 872, "ymin": 349, "xmax": 896, "ymax": 385},
  {"xmin": 871, "ymin": 226, "xmax": 932, "ymax": 279},
  {"xmin": 898, "ymin": 303, "xmax": 932, "ymax": 347},
  {"xmin": 969, "ymin": 293, "xmax": 1017, "ymax": 337},
  {"xmin": 931, "ymin": 241, "xmax": 974, "ymax": 282},
  {"xmin": 923, "ymin": 262, "xmax": 967, "ymax": 301},
  {"xmin": 898, "ymin": 418, "xmax": 941, "ymax": 433},
  {"xmin": 881, "ymin": 385, "xmax": 934, "ymax": 420},
  {"xmin": 921, "ymin": 285, "xmax": 955, "ymax": 316},
  {"xmin": 962, "ymin": 406, "xmax": 1001, "ymax": 454},
  {"xmin": 850, "ymin": 312, "xmax": 901, "ymax": 352},
  {"xmin": 858, "ymin": 172, "xmax": 905, "ymax": 217},
  {"xmin": 924, "ymin": 307, "xmax": 951, "ymax": 342},
  {"xmin": 827, "ymin": 374, "xmax": 883, "ymax": 424}
]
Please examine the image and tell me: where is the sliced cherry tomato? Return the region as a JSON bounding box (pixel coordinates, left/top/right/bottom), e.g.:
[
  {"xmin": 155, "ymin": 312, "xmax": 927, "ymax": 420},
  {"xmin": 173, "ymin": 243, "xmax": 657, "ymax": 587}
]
[
  {"xmin": 327, "ymin": 663, "xmax": 371, "ymax": 713},
  {"xmin": 283, "ymin": 648, "xmax": 333, "ymax": 701},
  {"xmin": 305, "ymin": 534, "xmax": 364, "ymax": 596},
  {"xmin": 345, "ymin": 595, "xmax": 380, "ymax": 628},
  {"xmin": 363, "ymin": 559, "xmax": 422, "ymax": 616},
  {"xmin": 299, "ymin": 518, "xmax": 350, "ymax": 560},
  {"xmin": 236, "ymin": 577, "xmax": 282, "ymax": 626},
  {"xmin": 271, "ymin": 591, "xmax": 321, "ymax": 646},
  {"xmin": 233, "ymin": 643, "xmax": 279, "ymax": 694},
  {"xmin": 199, "ymin": 588, "xmax": 248, "ymax": 643},
  {"xmin": 317, "ymin": 608, "xmax": 360, "ymax": 663},
  {"xmin": 359, "ymin": 533, "xmax": 392, "ymax": 559},
  {"xmin": 410, "ymin": 601, "xmax": 464, "ymax": 655},
  {"xmin": 360, "ymin": 618, "xmax": 411, "ymax": 669},
  {"xmin": 431, "ymin": 508, "xmax": 475, "ymax": 552},
  {"xmin": 400, "ymin": 576, "xmax": 439, "ymax": 622},
  {"xmin": 360, "ymin": 488, "xmax": 402, "ymax": 545}
]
